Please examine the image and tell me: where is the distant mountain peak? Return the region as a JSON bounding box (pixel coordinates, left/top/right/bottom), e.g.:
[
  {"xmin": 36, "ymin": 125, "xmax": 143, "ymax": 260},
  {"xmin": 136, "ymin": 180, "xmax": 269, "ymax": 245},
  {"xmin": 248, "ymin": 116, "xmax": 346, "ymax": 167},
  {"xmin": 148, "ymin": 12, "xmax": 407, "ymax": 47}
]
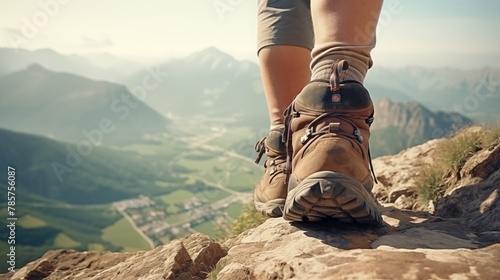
[
  {"xmin": 0, "ymin": 65, "xmax": 168, "ymax": 145},
  {"xmin": 26, "ymin": 63, "xmax": 49, "ymax": 72},
  {"xmin": 185, "ymin": 47, "xmax": 237, "ymax": 69},
  {"xmin": 35, "ymin": 48, "xmax": 59, "ymax": 55},
  {"xmin": 370, "ymin": 98, "xmax": 472, "ymax": 157},
  {"xmin": 376, "ymin": 98, "xmax": 429, "ymax": 112},
  {"xmin": 198, "ymin": 46, "xmax": 232, "ymax": 57},
  {"xmin": 0, "ymin": 47, "xmax": 131, "ymax": 82}
]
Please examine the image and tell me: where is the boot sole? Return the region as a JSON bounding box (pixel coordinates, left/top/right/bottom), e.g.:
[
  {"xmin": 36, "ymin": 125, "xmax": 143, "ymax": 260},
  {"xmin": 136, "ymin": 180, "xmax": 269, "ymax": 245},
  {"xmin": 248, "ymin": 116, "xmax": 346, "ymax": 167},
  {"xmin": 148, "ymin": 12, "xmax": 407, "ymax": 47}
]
[
  {"xmin": 254, "ymin": 198, "xmax": 285, "ymax": 218},
  {"xmin": 283, "ymin": 171, "xmax": 382, "ymax": 225}
]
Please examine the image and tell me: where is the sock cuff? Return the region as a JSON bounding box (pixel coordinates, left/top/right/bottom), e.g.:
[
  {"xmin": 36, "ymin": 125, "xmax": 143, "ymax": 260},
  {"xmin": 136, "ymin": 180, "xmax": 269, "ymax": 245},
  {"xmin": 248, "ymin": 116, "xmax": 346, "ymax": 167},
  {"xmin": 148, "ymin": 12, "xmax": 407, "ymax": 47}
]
[{"xmin": 311, "ymin": 56, "xmax": 367, "ymax": 84}]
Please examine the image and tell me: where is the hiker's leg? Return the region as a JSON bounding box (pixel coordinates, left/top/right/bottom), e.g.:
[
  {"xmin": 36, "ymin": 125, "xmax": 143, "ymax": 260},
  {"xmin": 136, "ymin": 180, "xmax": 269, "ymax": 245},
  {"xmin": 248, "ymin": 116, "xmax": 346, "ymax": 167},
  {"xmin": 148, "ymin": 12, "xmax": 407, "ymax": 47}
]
[
  {"xmin": 259, "ymin": 46, "xmax": 311, "ymax": 126},
  {"xmin": 253, "ymin": 0, "xmax": 313, "ymax": 217},
  {"xmin": 310, "ymin": 0, "xmax": 383, "ymax": 83},
  {"xmin": 257, "ymin": 0, "xmax": 313, "ymax": 126}
]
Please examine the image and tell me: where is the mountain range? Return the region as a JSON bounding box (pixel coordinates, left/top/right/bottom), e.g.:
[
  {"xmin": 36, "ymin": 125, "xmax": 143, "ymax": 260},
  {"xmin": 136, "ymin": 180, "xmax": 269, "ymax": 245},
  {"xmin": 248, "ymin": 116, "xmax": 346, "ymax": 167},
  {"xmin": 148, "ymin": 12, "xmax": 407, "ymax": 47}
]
[
  {"xmin": 2, "ymin": 47, "xmax": 498, "ymax": 122},
  {"xmin": 365, "ymin": 65, "xmax": 500, "ymax": 122},
  {"xmin": 1, "ymin": 46, "xmax": 498, "ymax": 153},
  {"xmin": 370, "ymin": 99, "xmax": 472, "ymax": 157},
  {"xmin": 123, "ymin": 47, "xmax": 268, "ymax": 128},
  {"xmin": 0, "ymin": 48, "xmax": 141, "ymax": 82},
  {"xmin": 0, "ymin": 64, "xmax": 168, "ymax": 145}
]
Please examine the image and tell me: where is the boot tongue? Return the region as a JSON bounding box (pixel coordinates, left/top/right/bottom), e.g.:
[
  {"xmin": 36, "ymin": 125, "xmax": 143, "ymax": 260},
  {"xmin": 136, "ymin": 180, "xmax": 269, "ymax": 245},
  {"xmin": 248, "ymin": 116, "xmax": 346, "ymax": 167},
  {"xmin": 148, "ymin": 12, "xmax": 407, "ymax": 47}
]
[
  {"xmin": 265, "ymin": 129, "xmax": 286, "ymax": 156},
  {"xmin": 295, "ymin": 81, "xmax": 372, "ymax": 112}
]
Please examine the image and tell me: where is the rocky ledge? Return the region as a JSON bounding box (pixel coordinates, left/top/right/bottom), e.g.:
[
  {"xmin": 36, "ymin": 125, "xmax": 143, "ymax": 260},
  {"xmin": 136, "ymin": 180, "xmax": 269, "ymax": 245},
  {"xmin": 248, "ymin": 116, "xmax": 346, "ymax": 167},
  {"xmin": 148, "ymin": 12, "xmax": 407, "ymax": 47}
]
[{"xmin": 2, "ymin": 128, "xmax": 499, "ymax": 280}]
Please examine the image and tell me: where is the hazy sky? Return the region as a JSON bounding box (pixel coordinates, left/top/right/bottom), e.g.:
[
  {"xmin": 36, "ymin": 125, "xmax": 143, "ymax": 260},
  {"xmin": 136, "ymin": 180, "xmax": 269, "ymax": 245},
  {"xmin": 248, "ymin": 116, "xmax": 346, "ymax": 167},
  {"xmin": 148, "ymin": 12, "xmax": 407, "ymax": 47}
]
[{"xmin": 1, "ymin": 0, "xmax": 499, "ymax": 68}]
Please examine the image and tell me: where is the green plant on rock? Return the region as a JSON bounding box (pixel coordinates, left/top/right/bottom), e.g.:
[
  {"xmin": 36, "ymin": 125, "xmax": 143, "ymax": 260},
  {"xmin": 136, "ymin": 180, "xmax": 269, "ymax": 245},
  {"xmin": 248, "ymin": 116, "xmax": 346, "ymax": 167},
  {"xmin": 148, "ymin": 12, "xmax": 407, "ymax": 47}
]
[
  {"xmin": 416, "ymin": 166, "xmax": 447, "ymax": 206},
  {"xmin": 231, "ymin": 204, "xmax": 268, "ymax": 236},
  {"xmin": 479, "ymin": 125, "xmax": 500, "ymax": 147},
  {"xmin": 438, "ymin": 132, "xmax": 482, "ymax": 172},
  {"xmin": 213, "ymin": 204, "xmax": 268, "ymax": 242},
  {"xmin": 415, "ymin": 125, "xmax": 500, "ymax": 207},
  {"xmin": 207, "ymin": 263, "xmax": 223, "ymax": 280}
]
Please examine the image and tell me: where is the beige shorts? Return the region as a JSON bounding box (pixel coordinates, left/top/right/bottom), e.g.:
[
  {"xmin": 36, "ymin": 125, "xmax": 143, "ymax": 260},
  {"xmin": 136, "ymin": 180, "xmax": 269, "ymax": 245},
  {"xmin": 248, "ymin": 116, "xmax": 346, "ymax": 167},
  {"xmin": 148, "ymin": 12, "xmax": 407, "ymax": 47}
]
[{"xmin": 257, "ymin": 0, "xmax": 314, "ymax": 54}]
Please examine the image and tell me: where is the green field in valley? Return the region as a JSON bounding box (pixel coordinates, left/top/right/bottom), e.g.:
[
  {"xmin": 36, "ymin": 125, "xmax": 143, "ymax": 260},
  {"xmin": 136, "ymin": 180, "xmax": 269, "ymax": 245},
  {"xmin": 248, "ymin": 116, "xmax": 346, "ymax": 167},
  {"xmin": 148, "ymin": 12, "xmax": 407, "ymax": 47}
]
[
  {"xmin": 192, "ymin": 220, "xmax": 218, "ymax": 237},
  {"xmin": 17, "ymin": 214, "xmax": 48, "ymax": 228},
  {"xmin": 224, "ymin": 202, "xmax": 245, "ymax": 220},
  {"xmin": 102, "ymin": 218, "xmax": 151, "ymax": 252},
  {"xmin": 53, "ymin": 233, "xmax": 81, "ymax": 248}
]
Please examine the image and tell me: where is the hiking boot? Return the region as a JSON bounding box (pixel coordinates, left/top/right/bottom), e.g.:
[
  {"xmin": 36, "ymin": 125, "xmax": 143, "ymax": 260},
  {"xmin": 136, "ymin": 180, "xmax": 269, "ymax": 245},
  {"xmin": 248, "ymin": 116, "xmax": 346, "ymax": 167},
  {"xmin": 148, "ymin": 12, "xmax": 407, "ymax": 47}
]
[
  {"xmin": 282, "ymin": 60, "xmax": 382, "ymax": 225},
  {"xmin": 254, "ymin": 127, "xmax": 287, "ymax": 217}
]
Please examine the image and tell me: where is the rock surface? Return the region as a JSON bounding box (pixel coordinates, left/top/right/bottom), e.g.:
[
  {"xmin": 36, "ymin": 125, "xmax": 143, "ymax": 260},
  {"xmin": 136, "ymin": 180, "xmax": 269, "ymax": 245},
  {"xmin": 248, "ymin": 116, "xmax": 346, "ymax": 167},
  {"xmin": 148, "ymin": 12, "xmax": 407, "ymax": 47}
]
[
  {"xmin": 0, "ymin": 234, "xmax": 226, "ymax": 280},
  {"xmin": 218, "ymin": 213, "xmax": 500, "ymax": 280},
  {"xmin": 436, "ymin": 164, "xmax": 500, "ymax": 231},
  {"xmin": 2, "ymin": 130, "xmax": 499, "ymax": 280},
  {"xmin": 372, "ymin": 127, "xmax": 500, "ymax": 222},
  {"xmin": 372, "ymin": 139, "xmax": 444, "ymax": 208}
]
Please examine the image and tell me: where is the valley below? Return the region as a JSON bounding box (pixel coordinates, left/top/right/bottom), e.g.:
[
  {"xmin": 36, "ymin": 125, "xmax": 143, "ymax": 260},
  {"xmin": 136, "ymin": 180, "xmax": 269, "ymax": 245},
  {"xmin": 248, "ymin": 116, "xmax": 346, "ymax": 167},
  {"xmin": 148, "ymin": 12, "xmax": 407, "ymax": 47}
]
[{"xmin": 0, "ymin": 115, "xmax": 261, "ymax": 272}]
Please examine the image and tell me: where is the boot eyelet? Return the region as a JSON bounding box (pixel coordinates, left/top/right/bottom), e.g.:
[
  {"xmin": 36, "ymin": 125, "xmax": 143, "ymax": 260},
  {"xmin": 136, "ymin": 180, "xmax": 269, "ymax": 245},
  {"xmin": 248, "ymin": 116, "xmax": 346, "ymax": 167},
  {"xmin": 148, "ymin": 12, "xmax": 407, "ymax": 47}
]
[{"xmin": 354, "ymin": 128, "xmax": 364, "ymax": 143}]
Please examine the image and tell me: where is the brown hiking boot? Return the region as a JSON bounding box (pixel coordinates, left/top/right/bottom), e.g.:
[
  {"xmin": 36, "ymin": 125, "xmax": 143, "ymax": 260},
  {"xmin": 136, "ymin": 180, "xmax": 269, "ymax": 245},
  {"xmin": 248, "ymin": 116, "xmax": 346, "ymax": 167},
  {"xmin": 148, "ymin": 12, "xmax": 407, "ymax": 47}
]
[
  {"xmin": 254, "ymin": 127, "xmax": 287, "ymax": 217},
  {"xmin": 282, "ymin": 60, "xmax": 382, "ymax": 225}
]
